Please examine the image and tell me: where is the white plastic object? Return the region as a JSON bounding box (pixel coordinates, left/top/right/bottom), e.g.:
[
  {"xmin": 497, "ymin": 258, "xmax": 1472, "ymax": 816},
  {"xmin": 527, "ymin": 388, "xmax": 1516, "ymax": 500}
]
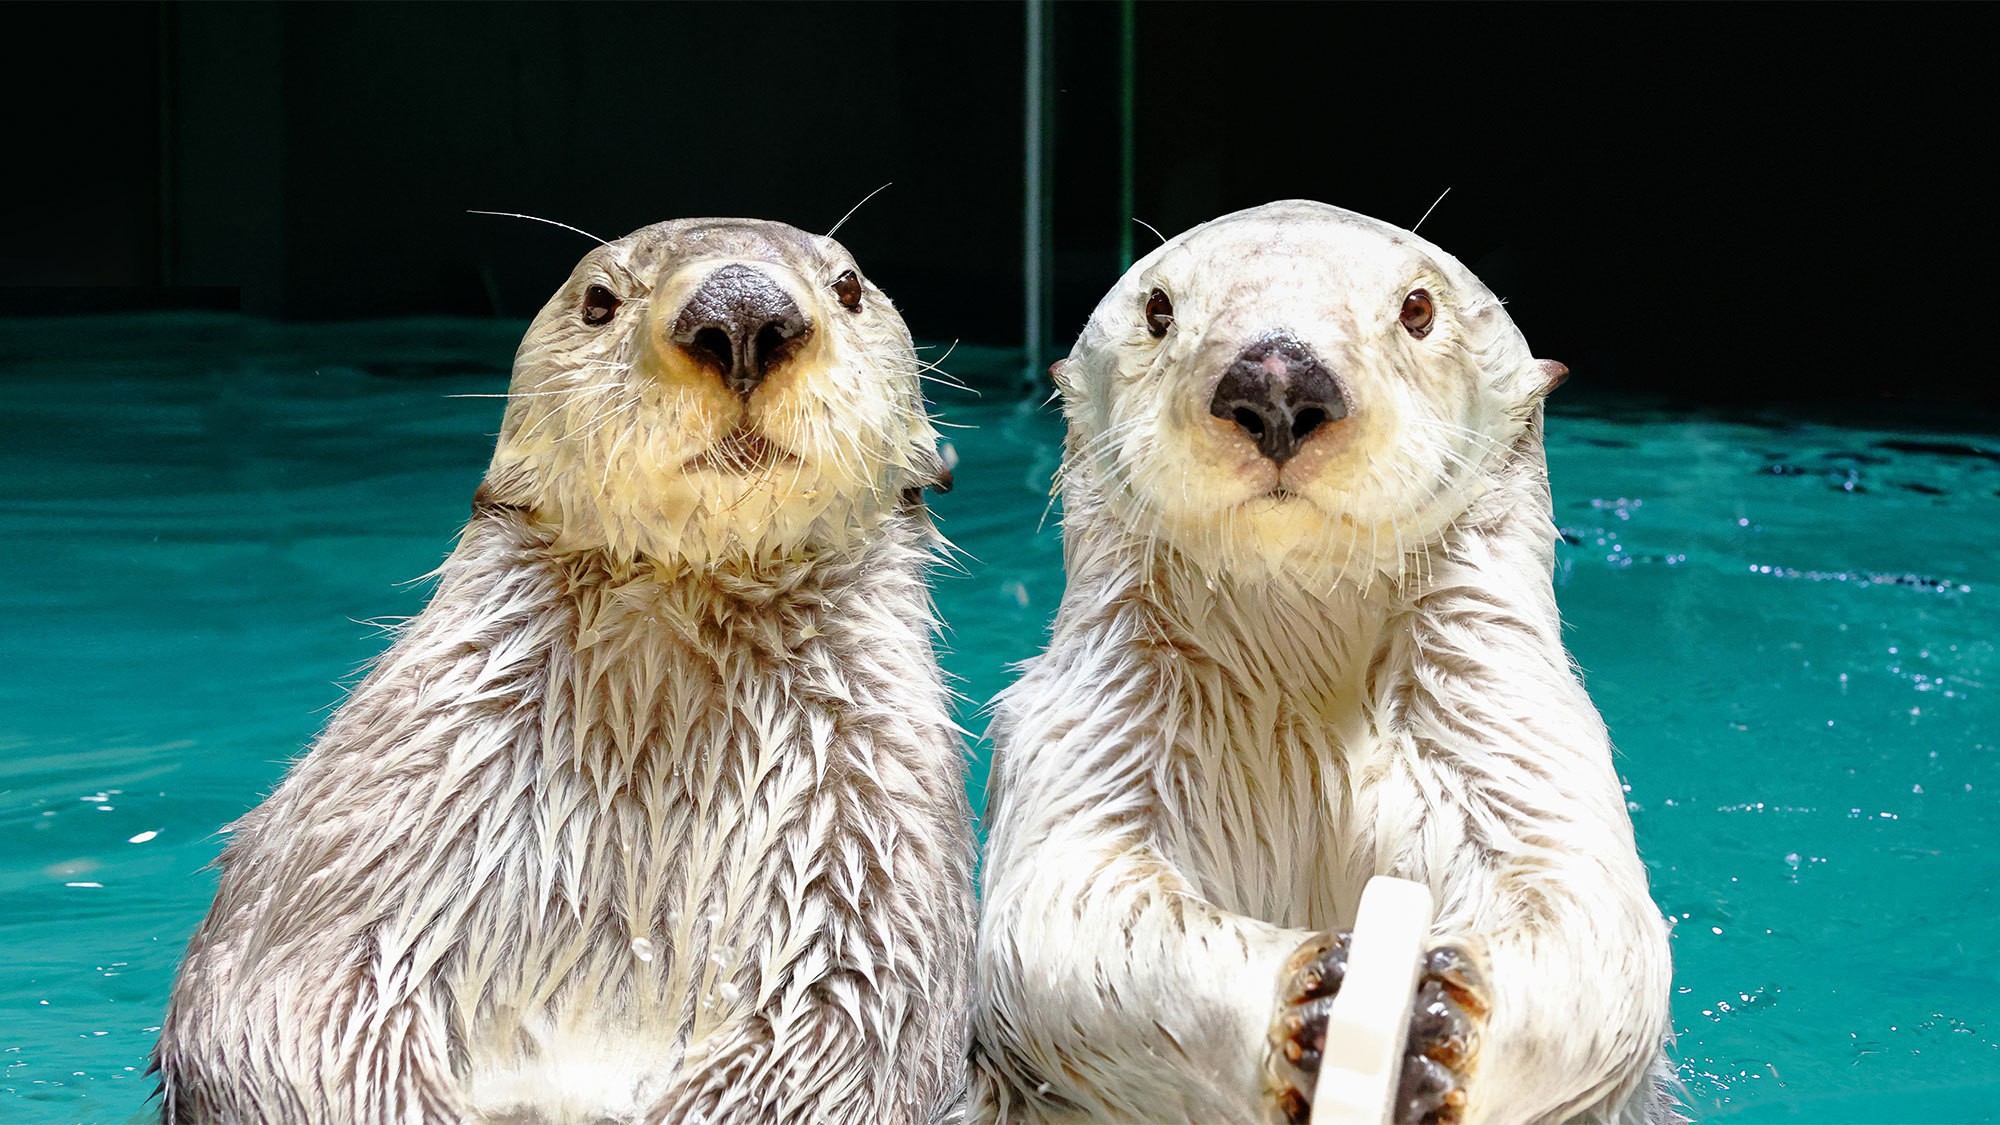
[{"xmin": 1310, "ymin": 876, "xmax": 1438, "ymax": 1125}]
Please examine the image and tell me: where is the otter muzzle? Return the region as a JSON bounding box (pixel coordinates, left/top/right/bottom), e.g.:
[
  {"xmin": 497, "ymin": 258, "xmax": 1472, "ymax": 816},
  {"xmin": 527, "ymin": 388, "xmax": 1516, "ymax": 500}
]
[
  {"xmin": 670, "ymin": 263, "xmax": 814, "ymax": 397},
  {"xmin": 1208, "ymin": 330, "xmax": 1348, "ymax": 465}
]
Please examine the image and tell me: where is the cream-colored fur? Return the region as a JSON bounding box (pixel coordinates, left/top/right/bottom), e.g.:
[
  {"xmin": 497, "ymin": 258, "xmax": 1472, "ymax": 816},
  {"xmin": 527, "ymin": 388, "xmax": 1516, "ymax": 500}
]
[
  {"xmin": 155, "ymin": 219, "xmax": 974, "ymax": 1124},
  {"xmin": 973, "ymin": 201, "xmax": 1674, "ymax": 1124}
]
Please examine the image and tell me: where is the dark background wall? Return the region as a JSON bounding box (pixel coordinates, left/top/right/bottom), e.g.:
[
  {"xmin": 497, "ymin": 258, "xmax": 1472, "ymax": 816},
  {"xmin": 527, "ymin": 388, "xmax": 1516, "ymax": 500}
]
[
  {"xmin": 2, "ymin": 2, "xmax": 1992, "ymax": 416},
  {"xmin": 1118, "ymin": 5, "xmax": 1995, "ymax": 420},
  {"xmin": 3, "ymin": 2, "xmax": 1029, "ymax": 337}
]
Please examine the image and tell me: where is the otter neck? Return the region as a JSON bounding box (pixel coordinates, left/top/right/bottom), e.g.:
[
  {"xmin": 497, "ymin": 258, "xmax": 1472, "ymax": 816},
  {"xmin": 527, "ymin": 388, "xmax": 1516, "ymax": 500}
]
[
  {"xmin": 1060, "ymin": 492, "xmax": 1403, "ymax": 704},
  {"xmin": 1147, "ymin": 548, "xmax": 1394, "ymax": 705},
  {"xmin": 471, "ymin": 508, "xmax": 933, "ymax": 785}
]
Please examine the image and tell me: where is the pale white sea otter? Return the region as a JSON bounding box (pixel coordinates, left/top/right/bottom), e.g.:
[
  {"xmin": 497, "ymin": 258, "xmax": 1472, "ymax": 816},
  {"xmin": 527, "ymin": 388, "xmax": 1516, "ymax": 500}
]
[
  {"xmin": 973, "ymin": 201, "xmax": 1675, "ymax": 1124},
  {"xmin": 155, "ymin": 219, "xmax": 975, "ymax": 1124}
]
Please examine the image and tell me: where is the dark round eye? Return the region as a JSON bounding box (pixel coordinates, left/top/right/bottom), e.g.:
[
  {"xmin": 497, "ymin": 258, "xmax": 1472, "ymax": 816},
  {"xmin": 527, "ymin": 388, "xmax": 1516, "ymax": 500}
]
[
  {"xmin": 1145, "ymin": 288, "xmax": 1174, "ymax": 338},
  {"xmin": 832, "ymin": 270, "xmax": 864, "ymax": 312},
  {"xmin": 582, "ymin": 283, "xmax": 620, "ymax": 326},
  {"xmin": 1400, "ymin": 289, "xmax": 1435, "ymax": 338}
]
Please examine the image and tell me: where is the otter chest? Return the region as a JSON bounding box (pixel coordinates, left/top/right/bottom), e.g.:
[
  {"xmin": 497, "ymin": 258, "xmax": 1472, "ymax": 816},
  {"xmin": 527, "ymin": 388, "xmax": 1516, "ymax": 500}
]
[
  {"xmin": 445, "ymin": 646, "xmax": 852, "ymax": 1121},
  {"xmin": 1150, "ymin": 690, "xmax": 1387, "ymax": 930}
]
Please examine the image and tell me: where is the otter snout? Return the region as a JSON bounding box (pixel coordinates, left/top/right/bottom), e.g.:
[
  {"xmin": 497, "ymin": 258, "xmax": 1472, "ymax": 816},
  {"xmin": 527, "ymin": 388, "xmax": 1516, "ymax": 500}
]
[
  {"xmin": 670, "ymin": 263, "xmax": 813, "ymax": 396},
  {"xmin": 1208, "ymin": 330, "xmax": 1348, "ymax": 464}
]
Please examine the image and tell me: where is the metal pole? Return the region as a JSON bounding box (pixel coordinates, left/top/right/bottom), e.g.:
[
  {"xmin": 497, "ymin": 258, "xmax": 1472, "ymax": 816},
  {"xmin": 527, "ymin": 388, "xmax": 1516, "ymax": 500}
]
[
  {"xmin": 1023, "ymin": 0, "xmax": 1053, "ymax": 390},
  {"xmin": 1118, "ymin": 0, "xmax": 1136, "ymax": 270}
]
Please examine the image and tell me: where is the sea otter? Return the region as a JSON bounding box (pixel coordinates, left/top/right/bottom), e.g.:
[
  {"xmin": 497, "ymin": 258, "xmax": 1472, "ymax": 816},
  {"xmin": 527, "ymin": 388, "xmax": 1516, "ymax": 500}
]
[
  {"xmin": 973, "ymin": 201, "xmax": 1675, "ymax": 1124},
  {"xmin": 156, "ymin": 218, "xmax": 975, "ymax": 1124}
]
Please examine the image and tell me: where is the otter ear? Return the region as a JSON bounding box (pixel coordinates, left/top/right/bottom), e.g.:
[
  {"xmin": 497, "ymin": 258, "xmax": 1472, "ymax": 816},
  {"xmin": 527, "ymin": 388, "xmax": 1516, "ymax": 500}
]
[
  {"xmin": 1048, "ymin": 357, "xmax": 1077, "ymax": 396},
  {"xmin": 905, "ymin": 440, "xmax": 956, "ymax": 501},
  {"xmin": 471, "ymin": 466, "xmax": 536, "ymax": 519},
  {"xmin": 1532, "ymin": 358, "xmax": 1569, "ymax": 399}
]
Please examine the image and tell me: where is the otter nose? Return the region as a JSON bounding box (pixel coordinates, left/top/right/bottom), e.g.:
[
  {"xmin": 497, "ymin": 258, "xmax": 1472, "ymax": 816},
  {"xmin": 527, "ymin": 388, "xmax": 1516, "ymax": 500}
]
[
  {"xmin": 1208, "ymin": 331, "xmax": 1348, "ymax": 464},
  {"xmin": 670, "ymin": 263, "xmax": 812, "ymax": 396}
]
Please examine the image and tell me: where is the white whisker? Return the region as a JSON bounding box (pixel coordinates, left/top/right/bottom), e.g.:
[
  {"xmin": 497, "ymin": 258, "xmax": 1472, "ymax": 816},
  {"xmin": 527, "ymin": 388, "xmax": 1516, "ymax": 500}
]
[
  {"xmin": 468, "ymin": 209, "xmax": 609, "ymax": 247},
  {"xmin": 1412, "ymin": 186, "xmax": 1452, "ymax": 233},
  {"xmin": 827, "ymin": 182, "xmax": 894, "ymax": 239}
]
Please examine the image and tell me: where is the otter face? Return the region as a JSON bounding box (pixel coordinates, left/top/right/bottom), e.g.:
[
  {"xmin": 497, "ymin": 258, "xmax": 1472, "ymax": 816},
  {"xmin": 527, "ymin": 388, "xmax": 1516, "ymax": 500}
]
[
  {"xmin": 1058, "ymin": 200, "xmax": 1554, "ymax": 588},
  {"xmin": 486, "ymin": 218, "xmax": 941, "ymax": 565}
]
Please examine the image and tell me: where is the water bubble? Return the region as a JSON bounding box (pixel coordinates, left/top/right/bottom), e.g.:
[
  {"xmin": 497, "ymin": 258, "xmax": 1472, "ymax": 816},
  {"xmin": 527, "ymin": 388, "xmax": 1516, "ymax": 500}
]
[{"xmin": 629, "ymin": 937, "xmax": 657, "ymax": 963}]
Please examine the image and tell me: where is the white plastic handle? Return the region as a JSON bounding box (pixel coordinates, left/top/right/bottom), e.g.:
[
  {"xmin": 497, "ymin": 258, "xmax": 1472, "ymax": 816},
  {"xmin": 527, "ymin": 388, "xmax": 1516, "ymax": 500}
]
[{"xmin": 1309, "ymin": 876, "xmax": 1438, "ymax": 1125}]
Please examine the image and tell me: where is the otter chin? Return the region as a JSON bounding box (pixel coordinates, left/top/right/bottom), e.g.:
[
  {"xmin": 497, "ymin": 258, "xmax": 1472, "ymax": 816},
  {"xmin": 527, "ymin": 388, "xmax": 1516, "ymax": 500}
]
[
  {"xmin": 156, "ymin": 218, "xmax": 974, "ymax": 1125},
  {"xmin": 975, "ymin": 201, "xmax": 1675, "ymax": 1125}
]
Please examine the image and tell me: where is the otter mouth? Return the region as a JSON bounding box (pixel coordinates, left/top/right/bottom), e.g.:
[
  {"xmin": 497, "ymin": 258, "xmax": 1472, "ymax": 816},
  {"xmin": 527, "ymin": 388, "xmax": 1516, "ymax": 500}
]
[
  {"xmin": 1236, "ymin": 486, "xmax": 1308, "ymax": 512},
  {"xmin": 1230, "ymin": 484, "xmax": 1326, "ymax": 514},
  {"xmin": 686, "ymin": 427, "xmax": 802, "ymax": 475}
]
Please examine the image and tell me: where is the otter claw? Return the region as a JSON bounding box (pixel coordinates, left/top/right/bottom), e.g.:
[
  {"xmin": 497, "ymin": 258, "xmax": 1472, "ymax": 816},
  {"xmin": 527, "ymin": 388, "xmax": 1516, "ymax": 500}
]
[
  {"xmin": 1408, "ymin": 980, "xmax": 1474, "ymax": 1068},
  {"xmin": 1393, "ymin": 945, "xmax": 1487, "ymax": 1125},
  {"xmin": 1269, "ymin": 931, "xmax": 1352, "ymax": 1124},
  {"xmin": 1423, "ymin": 946, "xmax": 1488, "ymax": 1015},
  {"xmin": 1397, "ymin": 1053, "xmax": 1455, "ymax": 1122},
  {"xmin": 1270, "ymin": 936, "xmax": 1486, "ymax": 1125}
]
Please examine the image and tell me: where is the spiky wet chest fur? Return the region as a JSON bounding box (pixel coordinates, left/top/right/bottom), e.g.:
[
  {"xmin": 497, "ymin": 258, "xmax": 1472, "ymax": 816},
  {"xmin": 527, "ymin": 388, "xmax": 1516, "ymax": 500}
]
[
  {"xmin": 446, "ymin": 651, "xmax": 862, "ymax": 1119},
  {"xmin": 159, "ymin": 516, "xmax": 973, "ymax": 1125}
]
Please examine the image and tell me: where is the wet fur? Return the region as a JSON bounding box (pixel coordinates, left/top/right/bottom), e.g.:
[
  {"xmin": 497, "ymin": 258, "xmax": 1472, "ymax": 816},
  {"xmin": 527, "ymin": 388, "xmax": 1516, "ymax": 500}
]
[
  {"xmin": 156, "ymin": 220, "xmax": 974, "ymax": 1124},
  {"xmin": 973, "ymin": 202, "xmax": 1675, "ymax": 1124}
]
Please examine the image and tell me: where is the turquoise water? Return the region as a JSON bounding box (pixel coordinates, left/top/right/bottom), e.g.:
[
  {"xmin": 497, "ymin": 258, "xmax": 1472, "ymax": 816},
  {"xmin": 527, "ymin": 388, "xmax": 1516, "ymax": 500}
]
[{"xmin": 3, "ymin": 315, "xmax": 1996, "ymax": 1122}]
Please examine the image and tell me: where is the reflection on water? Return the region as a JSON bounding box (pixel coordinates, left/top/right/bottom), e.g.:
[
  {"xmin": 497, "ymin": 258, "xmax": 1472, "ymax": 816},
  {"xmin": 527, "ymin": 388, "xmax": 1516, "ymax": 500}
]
[{"xmin": 2, "ymin": 316, "xmax": 1995, "ymax": 1121}]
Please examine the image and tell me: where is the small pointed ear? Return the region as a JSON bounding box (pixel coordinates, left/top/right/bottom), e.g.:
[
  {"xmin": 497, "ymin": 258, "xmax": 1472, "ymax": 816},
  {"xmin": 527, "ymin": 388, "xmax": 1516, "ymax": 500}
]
[
  {"xmin": 900, "ymin": 461, "xmax": 953, "ymax": 510},
  {"xmin": 1533, "ymin": 358, "xmax": 1570, "ymax": 398},
  {"xmin": 906, "ymin": 441, "xmax": 956, "ymax": 505},
  {"xmin": 1048, "ymin": 357, "xmax": 1076, "ymax": 395},
  {"xmin": 471, "ymin": 467, "xmax": 535, "ymax": 518}
]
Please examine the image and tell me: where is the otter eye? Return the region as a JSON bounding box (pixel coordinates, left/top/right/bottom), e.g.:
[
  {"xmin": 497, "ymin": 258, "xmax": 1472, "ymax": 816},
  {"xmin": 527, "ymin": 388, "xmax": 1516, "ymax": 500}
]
[
  {"xmin": 1145, "ymin": 288, "xmax": 1174, "ymax": 338},
  {"xmin": 832, "ymin": 270, "xmax": 864, "ymax": 312},
  {"xmin": 582, "ymin": 283, "xmax": 620, "ymax": 326},
  {"xmin": 1400, "ymin": 289, "xmax": 1435, "ymax": 338}
]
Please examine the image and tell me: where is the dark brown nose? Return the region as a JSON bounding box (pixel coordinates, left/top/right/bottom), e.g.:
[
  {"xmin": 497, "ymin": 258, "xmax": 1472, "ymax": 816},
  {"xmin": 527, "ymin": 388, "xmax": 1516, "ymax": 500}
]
[
  {"xmin": 670, "ymin": 264, "xmax": 812, "ymax": 396},
  {"xmin": 1208, "ymin": 331, "xmax": 1348, "ymax": 464}
]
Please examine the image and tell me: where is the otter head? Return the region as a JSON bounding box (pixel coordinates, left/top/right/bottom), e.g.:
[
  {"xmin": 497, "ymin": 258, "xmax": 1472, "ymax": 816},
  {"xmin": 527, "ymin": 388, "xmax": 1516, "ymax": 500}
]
[
  {"xmin": 1056, "ymin": 199, "xmax": 1565, "ymax": 589},
  {"xmin": 482, "ymin": 218, "xmax": 944, "ymax": 566}
]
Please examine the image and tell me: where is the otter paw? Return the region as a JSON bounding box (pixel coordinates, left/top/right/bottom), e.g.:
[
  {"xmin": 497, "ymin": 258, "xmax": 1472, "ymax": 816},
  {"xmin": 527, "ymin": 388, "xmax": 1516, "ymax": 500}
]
[
  {"xmin": 1268, "ymin": 938, "xmax": 1488, "ymax": 1125},
  {"xmin": 1268, "ymin": 930, "xmax": 1352, "ymax": 1124},
  {"xmin": 1395, "ymin": 945, "xmax": 1488, "ymax": 1125}
]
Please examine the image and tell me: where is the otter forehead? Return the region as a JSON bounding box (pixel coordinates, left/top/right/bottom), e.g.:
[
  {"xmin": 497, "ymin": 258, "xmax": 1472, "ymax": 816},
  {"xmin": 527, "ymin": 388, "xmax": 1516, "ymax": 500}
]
[
  {"xmin": 1111, "ymin": 200, "xmax": 1491, "ymax": 333},
  {"xmin": 593, "ymin": 217, "xmax": 849, "ymax": 281}
]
